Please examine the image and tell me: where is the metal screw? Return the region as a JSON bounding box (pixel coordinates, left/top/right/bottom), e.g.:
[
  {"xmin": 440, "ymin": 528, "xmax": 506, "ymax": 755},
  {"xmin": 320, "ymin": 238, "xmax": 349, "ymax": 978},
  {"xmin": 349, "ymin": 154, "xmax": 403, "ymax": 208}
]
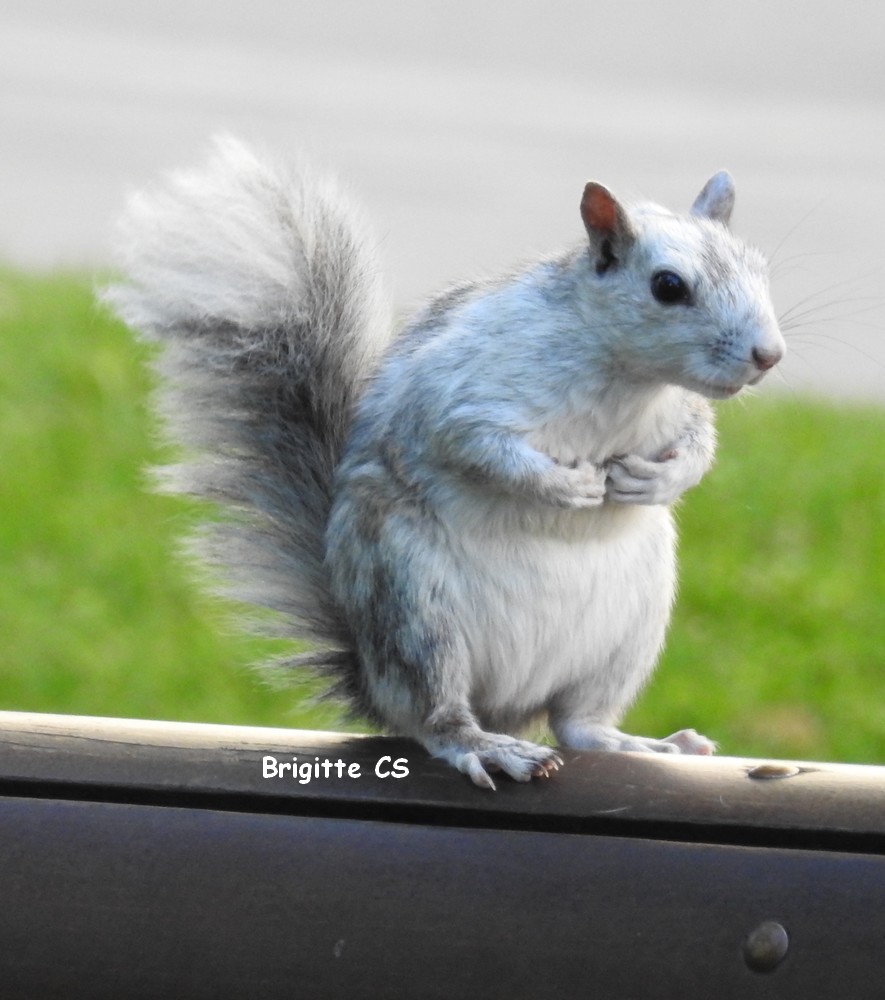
[
  {"xmin": 747, "ymin": 763, "xmax": 801, "ymax": 780},
  {"xmin": 743, "ymin": 920, "xmax": 790, "ymax": 973}
]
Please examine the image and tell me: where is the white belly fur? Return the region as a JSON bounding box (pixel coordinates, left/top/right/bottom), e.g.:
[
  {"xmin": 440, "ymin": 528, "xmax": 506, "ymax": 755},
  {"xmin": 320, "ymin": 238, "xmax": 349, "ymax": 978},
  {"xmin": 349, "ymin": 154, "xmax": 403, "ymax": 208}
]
[{"xmin": 448, "ymin": 499, "xmax": 677, "ymax": 729}]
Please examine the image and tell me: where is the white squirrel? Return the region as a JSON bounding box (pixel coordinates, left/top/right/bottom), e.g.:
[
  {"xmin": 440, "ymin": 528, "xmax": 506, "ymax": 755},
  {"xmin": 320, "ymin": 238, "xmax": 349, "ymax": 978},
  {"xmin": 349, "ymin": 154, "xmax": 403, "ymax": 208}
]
[{"xmin": 108, "ymin": 137, "xmax": 785, "ymax": 789}]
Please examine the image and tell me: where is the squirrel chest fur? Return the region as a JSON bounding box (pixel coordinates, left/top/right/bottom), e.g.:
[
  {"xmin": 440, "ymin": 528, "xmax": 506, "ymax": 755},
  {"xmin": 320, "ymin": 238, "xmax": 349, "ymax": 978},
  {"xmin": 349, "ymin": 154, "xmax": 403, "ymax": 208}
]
[{"xmin": 108, "ymin": 138, "xmax": 785, "ymax": 789}]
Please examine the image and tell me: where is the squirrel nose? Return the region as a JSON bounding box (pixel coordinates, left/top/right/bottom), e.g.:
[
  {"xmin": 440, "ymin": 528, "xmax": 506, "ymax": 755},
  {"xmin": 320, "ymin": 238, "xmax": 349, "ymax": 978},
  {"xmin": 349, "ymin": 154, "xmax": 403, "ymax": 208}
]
[{"xmin": 752, "ymin": 344, "xmax": 783, "ymax": 372}]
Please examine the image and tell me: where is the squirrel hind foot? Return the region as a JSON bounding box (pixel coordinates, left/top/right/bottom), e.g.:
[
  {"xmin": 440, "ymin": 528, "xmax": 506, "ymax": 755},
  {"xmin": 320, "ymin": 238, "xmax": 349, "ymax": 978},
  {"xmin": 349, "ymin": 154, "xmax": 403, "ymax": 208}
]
[
  {"xmin": 555, "ymin": 722, "xmax": 716, "ymax": 756},
  {"xmin": 430, "ymin": 730, "xmax": 563, "ymax": 791}
]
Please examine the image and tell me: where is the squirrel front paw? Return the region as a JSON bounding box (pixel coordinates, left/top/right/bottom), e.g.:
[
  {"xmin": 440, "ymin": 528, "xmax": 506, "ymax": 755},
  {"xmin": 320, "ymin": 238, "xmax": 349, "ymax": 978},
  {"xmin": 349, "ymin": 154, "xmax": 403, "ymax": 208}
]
[
  {"xmin": 542, "ymin": 460, "xmax": 607, "ymax": 508},
  {"xmin": 605, "ymin": 449, "xmax": 698, "ymax": 506}
]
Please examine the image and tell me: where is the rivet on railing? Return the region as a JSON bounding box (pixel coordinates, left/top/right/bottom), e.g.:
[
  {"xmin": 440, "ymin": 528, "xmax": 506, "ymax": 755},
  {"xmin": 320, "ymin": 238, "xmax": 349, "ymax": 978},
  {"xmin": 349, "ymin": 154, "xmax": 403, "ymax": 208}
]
[
  {"xmin": 743, "ymin": 920, "xmax": 790, "ymax": 973},
  {"xmin": 747, "ymin": 763, "xmax": 801, "ymax": 780}
]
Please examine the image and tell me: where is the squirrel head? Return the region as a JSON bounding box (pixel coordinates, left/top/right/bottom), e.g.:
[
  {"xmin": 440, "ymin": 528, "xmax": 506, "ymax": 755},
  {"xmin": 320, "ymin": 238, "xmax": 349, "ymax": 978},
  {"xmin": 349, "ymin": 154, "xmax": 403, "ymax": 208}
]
[{"xmin": 578, "ymin": 171, "xmax": 785, "ymax": 399}]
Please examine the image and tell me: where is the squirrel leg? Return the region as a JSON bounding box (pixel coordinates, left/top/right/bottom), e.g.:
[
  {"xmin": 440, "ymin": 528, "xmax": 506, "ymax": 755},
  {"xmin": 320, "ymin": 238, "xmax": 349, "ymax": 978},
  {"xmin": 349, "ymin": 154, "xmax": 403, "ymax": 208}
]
[
  {"xmin": 344, "ymin": 578, "xmax": 563, "ymax": 790},
  {"xmin": 364, "ymin": 619, "xmax": 563, "ymax": 790},
  {"xmin": 361, "ymin": 634, "xmax": 564, "ymax": 789},
  {"xmin": 332, "ymin": 488, "xmax": 564, "ymax": 789}
]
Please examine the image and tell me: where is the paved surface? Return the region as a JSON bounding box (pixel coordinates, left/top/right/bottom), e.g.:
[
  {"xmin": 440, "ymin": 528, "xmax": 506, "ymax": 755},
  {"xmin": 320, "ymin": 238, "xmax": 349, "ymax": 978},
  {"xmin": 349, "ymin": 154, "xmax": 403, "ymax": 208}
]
[{"xmin": 2, "ymin": 0, "xmax": 883, "ymax": 400}]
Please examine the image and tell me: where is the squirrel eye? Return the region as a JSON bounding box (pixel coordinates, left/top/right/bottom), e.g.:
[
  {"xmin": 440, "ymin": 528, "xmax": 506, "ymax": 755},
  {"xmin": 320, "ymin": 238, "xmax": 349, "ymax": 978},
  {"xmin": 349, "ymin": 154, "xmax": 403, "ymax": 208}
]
[{"xmin": 650, "ymin": 270, "xmax": 692, "ymax": 305}]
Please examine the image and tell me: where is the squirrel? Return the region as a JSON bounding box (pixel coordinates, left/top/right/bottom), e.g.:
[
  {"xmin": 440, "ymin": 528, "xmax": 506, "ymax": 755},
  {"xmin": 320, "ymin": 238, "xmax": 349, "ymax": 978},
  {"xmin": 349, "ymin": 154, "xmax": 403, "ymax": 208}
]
[{"xmin": 107, "ymin": 136, "xmax": 785, "ymax": 790}]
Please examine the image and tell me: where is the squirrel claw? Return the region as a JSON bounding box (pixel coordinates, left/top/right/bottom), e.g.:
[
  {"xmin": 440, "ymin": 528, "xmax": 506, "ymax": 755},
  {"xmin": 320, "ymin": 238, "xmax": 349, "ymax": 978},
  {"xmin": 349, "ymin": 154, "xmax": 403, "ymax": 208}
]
[
  {"xmin": 447, "ymin": 736, "xmax": 563, "ymax": 790},
  {"xmin": 462, "ymin": 753, "xmax": 498, "ymax": 791},
  {"xmin": 533, "ymin": 753, "xmax": 564, "ymax": 777}
]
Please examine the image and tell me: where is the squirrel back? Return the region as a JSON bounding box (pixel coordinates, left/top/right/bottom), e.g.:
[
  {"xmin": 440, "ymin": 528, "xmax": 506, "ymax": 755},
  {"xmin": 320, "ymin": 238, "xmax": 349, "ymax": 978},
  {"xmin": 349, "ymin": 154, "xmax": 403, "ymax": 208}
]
[{"xmin": 106, "ymin": 137, "xmax": 392, "ymax": 698}]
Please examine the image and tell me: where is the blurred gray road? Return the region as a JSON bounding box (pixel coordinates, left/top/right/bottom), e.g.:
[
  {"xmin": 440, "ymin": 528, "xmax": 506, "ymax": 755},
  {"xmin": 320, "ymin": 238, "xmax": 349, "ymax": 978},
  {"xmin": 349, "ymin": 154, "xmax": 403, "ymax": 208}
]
[{"xmin": 2, "ymin": 0, "xmax": 883, "ymax": 400}]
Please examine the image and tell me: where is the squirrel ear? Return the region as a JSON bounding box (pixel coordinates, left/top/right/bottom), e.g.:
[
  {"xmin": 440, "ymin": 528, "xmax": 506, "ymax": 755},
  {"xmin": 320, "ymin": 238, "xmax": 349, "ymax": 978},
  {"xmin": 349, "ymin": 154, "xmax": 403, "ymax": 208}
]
[
  {"xmin": 581, "ymin": 182, "xmax": 636, "ymax": 274},
  {"xmin": 691, "ymin": 170, "xmax": 735, "ymax": 225}
]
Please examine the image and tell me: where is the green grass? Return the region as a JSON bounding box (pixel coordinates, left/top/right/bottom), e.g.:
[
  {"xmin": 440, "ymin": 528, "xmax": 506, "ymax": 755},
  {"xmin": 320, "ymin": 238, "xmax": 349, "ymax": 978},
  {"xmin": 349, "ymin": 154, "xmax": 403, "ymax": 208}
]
[
  {"xmin": 1, "ymin": 269, "xmax": 883, "ymax": 762},
  {"xmin": 627, "ymin": 396, "xmax": 885, "ymax": 763},
  {"xmin": 0, "ymin": 269, "xmax": 345, "ymax": 733}
]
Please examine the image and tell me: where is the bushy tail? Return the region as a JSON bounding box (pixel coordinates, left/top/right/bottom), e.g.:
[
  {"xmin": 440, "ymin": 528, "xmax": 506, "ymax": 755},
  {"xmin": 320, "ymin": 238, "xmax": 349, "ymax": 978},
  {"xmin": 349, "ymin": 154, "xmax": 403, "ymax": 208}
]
[{"xmin": 105, "ymin": 137, "xmax": 392, "ymax": 688}]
